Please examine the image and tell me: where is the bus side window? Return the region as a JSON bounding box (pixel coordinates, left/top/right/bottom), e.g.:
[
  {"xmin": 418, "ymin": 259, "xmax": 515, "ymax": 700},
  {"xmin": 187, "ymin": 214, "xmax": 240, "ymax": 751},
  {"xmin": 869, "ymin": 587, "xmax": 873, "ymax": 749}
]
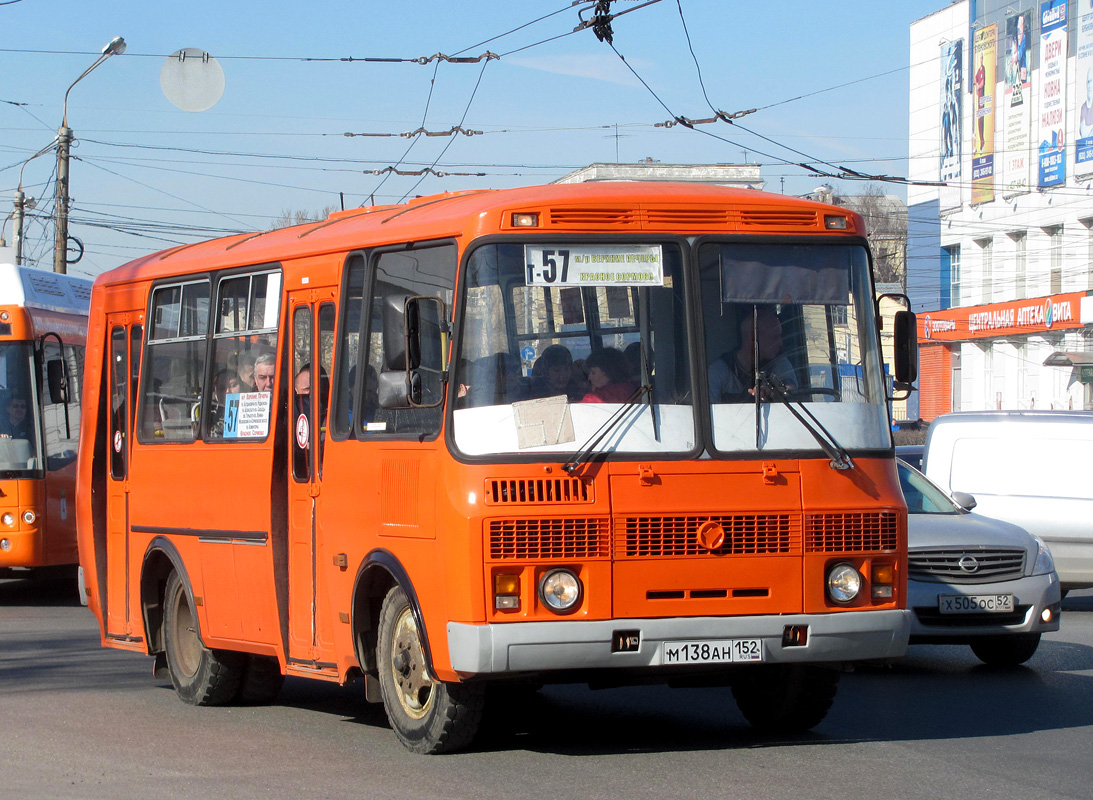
[
  {"xmin": 205, "ymin": 269, "xmax": 280, "ymax": 442},
  {"xmin": 360, "ymin": 245, "xmax": 455, "ymax": 439},
  {"xmin": 139, "ymin": 280, "xmax": 210, "ymax": 443}
]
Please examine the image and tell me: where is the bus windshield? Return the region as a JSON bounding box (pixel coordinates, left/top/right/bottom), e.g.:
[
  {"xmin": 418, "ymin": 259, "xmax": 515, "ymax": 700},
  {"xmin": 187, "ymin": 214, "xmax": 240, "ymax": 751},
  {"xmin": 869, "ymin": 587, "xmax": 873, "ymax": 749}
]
[
  {"xmin": 452, "ymin": 239, "xmax": 889, "ymax": 460},
  {"xmin": 0, "ymin": 341, "xmax": 42, "ymax": 478},
  {"xmin": 453, "ymin": 241, "xmax": 694, "ymax": 457},
  {"xmin": 699, "ymin": 242, "xmax": 890, "ymax": 454}
]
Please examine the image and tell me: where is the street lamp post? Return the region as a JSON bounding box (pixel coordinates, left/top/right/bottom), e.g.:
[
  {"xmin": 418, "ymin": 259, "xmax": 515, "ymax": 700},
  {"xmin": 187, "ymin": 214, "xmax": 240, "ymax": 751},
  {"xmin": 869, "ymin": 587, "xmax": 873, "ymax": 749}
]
[{"xmin": 53, "ymin": 35, "xmax": 125, "ymax": 274}]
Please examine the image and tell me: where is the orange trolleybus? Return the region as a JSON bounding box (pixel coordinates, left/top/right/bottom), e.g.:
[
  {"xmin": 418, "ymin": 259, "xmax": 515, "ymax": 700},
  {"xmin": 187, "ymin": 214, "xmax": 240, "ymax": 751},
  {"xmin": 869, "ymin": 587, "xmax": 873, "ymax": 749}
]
[
  {"xmin": 0, "ymin": 263, "xmax": 89, "ymax": 587},
  {"xmin": 77, "ymin": 182, "xmax": 917, "ymax": 753}
]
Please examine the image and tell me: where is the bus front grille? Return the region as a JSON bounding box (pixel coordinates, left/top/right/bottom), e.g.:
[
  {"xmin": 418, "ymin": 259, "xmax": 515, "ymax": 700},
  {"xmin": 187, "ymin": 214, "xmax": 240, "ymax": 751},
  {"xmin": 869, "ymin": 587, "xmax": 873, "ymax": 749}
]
[
  {"xmin": 485, "ymin": 477, "xmax": 593, "ymax": 505},
  {"xmin": 617, "ymin": 515, "xmax": 798, "ymax": 558},
  {"xmin": 804, "ymin": 511, "xmax": 899, "ymax": 553},
  {"xmin": 488, "ymin": 517, "xmax": 611, "ymax": 560}
]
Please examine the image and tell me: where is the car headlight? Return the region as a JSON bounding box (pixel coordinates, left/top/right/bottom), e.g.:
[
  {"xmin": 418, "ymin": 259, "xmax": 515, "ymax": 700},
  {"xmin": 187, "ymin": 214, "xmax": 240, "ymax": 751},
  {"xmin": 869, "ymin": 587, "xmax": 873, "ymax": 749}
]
[
  {"xmin": 538, "ymin": 568, "xmax": 582, "ymax": 613},
  {"xmin": 826, "ymin": 562, "xmax": 863, "ymax": 604},
  {"xmin": 1031, "ymin": 535, "xmax": 1056, "ymax": 576}
]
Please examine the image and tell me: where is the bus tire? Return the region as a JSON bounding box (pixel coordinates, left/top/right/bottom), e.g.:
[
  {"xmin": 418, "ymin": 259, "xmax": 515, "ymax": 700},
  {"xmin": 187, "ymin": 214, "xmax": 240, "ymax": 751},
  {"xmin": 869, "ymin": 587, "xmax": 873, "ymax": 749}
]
[
  {"xmin": 970, "ymin": 633, "xmax": 1040, "ymax": 666},
  {"xmin": 732, "ymin": 664, "xmax": 838, "ymax": 734},
  {"xmin": 237, "ymin": 655, "xmax": 285, "ymax": 704},
  {"xmin": 163, "ymin": 570, "xmax": 244, "ymax": 706},
  {"xmin": 376, "ymin": 585, "xmax": 485, "ymax": 754}
]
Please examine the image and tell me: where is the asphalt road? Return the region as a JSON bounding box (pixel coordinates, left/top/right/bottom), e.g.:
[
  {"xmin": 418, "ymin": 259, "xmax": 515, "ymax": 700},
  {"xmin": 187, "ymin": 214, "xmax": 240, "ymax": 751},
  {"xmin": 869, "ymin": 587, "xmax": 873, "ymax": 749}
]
[{"xmin": 2, "ymin": 576, "xmax": 1092, "ymax": 800}]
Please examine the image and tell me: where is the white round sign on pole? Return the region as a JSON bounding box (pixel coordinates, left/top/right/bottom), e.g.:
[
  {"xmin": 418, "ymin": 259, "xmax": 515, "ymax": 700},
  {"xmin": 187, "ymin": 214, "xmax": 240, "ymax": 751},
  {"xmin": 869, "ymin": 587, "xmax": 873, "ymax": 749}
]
[{"xmin": 160, "ymin": 48, "xmax": 225, "ymax": 112}]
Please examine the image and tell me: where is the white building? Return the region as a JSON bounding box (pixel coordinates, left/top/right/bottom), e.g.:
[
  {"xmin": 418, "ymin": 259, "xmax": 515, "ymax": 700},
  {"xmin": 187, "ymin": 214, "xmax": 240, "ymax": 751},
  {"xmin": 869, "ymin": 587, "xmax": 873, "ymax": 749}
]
[{"xmin": 908, "ymin": 0, "xmax": 1093, "ymax": 418}]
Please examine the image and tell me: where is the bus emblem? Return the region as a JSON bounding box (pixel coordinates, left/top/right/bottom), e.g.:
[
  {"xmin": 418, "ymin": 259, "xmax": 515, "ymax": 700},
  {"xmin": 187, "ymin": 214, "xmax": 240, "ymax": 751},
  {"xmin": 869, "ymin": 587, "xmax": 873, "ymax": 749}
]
[{"xmin": 696, "ymin": 520, "xmax": 726, "ymax": 552}]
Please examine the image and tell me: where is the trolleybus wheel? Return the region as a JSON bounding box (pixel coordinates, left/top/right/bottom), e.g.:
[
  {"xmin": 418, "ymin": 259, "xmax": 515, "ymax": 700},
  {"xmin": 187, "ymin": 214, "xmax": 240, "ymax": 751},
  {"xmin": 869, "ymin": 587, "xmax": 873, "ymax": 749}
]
[
  {"xmin": 731, "ymin": 664, "xmax": 839, "ymax": 734},
  {"xmin": 970, "ymin": 633, "xmax": 1041, "ymax": 666},
  {"xmin": 163, "ymin": 570, "xmax": 244, "ymax": 706},
  {"xmin": 376, "ymin": 585, "xmax": 485, "ymax": 754}
]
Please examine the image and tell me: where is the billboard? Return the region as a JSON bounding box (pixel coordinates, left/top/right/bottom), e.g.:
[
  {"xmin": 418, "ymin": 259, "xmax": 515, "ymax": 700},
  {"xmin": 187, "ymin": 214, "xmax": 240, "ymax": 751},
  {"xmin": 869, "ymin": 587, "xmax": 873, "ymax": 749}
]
[
  {"xmin": 1003, "ymin": 11, "xmax": 1032, "ymax": 195},
  {"xmin": 1038, "ymin": 0, "xmax": 1068, "ymax": 188},
  {"xmin": 972, "ymin": 24, "xmax": 997, "ymax": 204},
  {"xmin": 940, "ymin": 39, "xmax": 964, "ymax": 211},
  {"xmin": 1076, "ymin": 4, "xmax": 1093, "ymax": 175}
]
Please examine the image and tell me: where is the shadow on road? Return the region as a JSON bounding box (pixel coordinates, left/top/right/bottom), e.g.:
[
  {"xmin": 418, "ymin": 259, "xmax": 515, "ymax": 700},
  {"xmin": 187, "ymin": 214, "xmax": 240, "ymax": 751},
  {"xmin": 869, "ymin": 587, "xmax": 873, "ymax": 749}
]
[{"xmin": 0, "ymin": 573, "xmax": 82, "ymax": 607}]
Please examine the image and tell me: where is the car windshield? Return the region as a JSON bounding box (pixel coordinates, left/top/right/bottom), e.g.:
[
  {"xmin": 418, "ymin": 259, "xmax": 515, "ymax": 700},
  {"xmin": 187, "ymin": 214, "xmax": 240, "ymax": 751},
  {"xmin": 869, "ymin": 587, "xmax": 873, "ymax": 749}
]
[{"xmin": 897, "ymin": 459, "xmax": 960, "ymax": 514}]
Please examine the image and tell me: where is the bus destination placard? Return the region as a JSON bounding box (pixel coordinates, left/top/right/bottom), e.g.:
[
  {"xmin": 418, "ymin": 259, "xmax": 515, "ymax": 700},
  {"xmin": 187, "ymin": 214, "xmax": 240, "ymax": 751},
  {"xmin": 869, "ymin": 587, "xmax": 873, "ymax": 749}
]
[{"xmin": 524, "ymin": 244, "xmax": 663, "ymax": 287}]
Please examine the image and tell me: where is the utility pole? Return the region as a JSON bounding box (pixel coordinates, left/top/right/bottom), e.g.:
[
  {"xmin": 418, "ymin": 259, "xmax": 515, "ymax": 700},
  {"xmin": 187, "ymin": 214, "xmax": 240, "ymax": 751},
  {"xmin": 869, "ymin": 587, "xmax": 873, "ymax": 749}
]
[
  {"xmin": 53, "ymin": 127, "xmax": 72, "ymax": 274},
  {"xmin": 12, "ymin": 189, "xmax": 25, "ymax": 265},
  {"xmin": 53, "ymin": 35, "xmax": 126, "ymax": 274}
]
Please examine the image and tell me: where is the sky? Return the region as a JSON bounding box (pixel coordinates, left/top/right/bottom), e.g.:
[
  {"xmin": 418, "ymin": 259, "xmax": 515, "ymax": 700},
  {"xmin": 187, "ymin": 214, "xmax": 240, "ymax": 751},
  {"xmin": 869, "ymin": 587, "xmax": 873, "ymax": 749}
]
[{"xmin": 1, "ymin": 0, "xmax": 946, "ymax": 278}]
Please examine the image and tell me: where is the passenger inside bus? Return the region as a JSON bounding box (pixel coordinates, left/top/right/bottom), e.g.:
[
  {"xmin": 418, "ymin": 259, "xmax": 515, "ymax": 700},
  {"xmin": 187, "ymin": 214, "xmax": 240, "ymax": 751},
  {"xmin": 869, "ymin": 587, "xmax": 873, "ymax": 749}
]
[
  {"xmin": 208, "ymin": 369, "xmax": 242, "ymax": 436},
  {"xmin": 0, "ymin": 391, "xmax": 32, "ymax": 440},
  {"xmin": 253, "ymin": 354, "xmax": 276, "ymax": 393},
  {"xmin": 581, "ymin": 348, "xmax": 638, "ymax": 403},
  {"xmin": 708, "ymin": 306, "xmax": 796, "ymax": 403},
  {"xmin": 528, "ymin": 345, "xmax": 584, "ymax": 401},
  {"xmin": 466, "ymin": 352, "xmax": 527, "ymax": 407}
]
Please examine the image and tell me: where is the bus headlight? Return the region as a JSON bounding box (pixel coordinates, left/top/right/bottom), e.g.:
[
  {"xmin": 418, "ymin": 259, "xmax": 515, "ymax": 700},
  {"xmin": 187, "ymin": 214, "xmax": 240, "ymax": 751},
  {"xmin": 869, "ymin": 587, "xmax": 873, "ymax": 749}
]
[
  {"xmin": 21, "ymin": 510, "xmax": 35, "ymax": 525},
  {"xmin": 826, "ymin": 563, "xmax": 863, "ymax": 604},
  {"xmin": 539, "ymin": 568, "xmax": 582, "ymax": 613},
  {"xmin": 1, "ymin": 513, "xmax": 14, "ymax": 527}
]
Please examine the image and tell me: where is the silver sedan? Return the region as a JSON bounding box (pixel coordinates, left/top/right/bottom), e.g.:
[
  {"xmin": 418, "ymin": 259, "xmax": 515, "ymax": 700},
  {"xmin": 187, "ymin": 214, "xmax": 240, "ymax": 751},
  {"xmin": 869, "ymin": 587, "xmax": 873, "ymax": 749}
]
[{"xmin": 898, "ymin": 458, "xmax": 1062, "ymax": 665}]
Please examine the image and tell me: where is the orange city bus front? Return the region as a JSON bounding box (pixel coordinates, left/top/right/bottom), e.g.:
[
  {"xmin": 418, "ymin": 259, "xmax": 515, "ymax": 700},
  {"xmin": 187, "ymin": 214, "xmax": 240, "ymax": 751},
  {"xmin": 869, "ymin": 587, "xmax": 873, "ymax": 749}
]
[
  {"xmin": 0, "ymin": 303, "xmax": 75, "ymax": 572},
  {"xmin": 429, "ymin": 235, "xmax": 910, "ymax": 680}
]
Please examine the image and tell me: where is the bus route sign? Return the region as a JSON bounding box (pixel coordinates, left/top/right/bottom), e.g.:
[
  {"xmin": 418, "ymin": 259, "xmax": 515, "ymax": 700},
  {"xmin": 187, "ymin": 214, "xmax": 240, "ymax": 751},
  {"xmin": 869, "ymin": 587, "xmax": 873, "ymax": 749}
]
[{"xmin": 524, "ymin": 244, "xmax": 663, "ymax": 287}]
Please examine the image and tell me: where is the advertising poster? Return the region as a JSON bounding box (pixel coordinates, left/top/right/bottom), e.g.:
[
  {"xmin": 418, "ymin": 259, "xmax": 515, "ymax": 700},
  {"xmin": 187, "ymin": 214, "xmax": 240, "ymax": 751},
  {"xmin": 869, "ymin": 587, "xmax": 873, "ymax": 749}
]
[
  {"xmin": 1004, "ymin": 11, "xmax": 1032, "ymax": 195},
  {"xmin": 1039, "ymin": 0, "xmax": 1068, "ymax": 188},
  {"xmin": 972, "ymin": 25, "xmax": 997, "ymax": 205},
  {"xmin": 1076, "ymin": 5, "xmax": 1093, "ymax": 175},
  {"xmin": 940, "ymin": 39, "xmax": 963, "ymax": 211}
]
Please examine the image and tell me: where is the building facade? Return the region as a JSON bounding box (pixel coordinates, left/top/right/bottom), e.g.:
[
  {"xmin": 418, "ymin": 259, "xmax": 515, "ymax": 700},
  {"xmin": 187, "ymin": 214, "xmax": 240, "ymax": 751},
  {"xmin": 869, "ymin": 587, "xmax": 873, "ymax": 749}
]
[{"xmin": 908, "ymin": 0, "xmax": 1093, "ymax": 418}]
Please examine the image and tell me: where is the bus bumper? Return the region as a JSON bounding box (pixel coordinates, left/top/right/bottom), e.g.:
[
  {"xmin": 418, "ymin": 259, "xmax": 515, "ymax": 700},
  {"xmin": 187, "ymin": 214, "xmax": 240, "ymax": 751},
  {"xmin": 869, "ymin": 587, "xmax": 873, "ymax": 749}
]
[{"xmin": 447, "ymin": 609, "xmax": 912, "ymax": 675}]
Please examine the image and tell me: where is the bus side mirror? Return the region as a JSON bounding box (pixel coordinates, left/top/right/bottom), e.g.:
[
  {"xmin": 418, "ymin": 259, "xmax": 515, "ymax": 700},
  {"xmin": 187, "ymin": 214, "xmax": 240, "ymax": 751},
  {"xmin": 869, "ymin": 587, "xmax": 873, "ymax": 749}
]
[
  {"xmin": 379, "ymin": 295, "xmax": 448, "ymax": 409},
  {"xmin": 47, "ymin": 358, "xmax": 68, "ymax": 404},
  {"xmin": 892, "ymin": 309, "xmax": 918, "ymax": 390},
  {"xmin": 382, "ymin": 294, "xmax": 411, "ymax": 371}
]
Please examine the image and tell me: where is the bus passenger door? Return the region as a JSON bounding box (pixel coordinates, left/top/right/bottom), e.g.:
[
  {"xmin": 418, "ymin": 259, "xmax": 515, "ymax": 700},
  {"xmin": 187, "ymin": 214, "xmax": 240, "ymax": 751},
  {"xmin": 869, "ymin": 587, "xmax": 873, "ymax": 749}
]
[
  {"xmin": 105, "ymin": 320, "xmax": 141, "ymax": 637},
  {"xmin": 285, "ymin": 292, "xmax": 335, "ymax": 666}
]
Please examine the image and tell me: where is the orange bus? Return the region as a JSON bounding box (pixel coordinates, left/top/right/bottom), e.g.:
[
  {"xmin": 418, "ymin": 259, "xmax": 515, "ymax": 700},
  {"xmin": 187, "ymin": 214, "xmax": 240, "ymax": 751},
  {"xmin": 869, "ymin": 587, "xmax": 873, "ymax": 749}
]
[
  {"xmin": 0, "ymin": 263, "xmax": 89, "ymax": 587},
  {"xmin": 77, "ymin": 182, "xmax": 917, "ymax": 753}
]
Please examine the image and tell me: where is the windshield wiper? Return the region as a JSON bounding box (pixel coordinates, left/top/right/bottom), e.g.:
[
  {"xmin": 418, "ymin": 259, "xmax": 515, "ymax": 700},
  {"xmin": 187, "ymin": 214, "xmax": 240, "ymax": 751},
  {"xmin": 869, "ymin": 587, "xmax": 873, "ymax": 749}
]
[
  {"xmin": 562, "ymin": 384, "xmax": 650, "ymax": 475},
  {"xmin": 758, "ymin": 373, "xmax": 855, "ymax": 471}
]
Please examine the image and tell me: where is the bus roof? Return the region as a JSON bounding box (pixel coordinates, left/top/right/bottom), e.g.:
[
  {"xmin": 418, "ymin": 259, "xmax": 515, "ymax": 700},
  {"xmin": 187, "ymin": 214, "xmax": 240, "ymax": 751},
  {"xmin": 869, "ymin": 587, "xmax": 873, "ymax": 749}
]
[
  {"xmin": 0, "ymin": 263, "xmax": 92, "ymax": 316},
  {"xmin": 94, "ymin": 181, "xmax": 865, "ymax": 286}
]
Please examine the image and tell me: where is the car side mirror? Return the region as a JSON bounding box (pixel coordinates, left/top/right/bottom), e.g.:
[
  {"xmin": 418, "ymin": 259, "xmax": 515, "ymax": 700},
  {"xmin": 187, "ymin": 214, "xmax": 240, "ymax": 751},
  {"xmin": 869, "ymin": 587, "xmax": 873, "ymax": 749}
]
[{"xmin": 952, "ymin": 490, "xmax": 977, "ymax": 511}]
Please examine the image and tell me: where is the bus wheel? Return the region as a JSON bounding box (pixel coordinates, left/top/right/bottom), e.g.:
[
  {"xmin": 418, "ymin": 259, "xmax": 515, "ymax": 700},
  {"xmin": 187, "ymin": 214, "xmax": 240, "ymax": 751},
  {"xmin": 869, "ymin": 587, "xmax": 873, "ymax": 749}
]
[
  {"xmin": 163, "ymin": 570, "xmax": 244, "ymax": 706},
  {"xmin": 970, "ymin": 633, "xmax": 1041, "ymax": 666},
  {"xmin": 731, "ymin": 664, "xmax": 839, "ymax": 734},
  {"xmin": 237, "ymin": 655, "xmax": 285, "ymax": 704},
  {"xmin": 376, "ymin": 586, "xmax": 485, "ymax": 754}
]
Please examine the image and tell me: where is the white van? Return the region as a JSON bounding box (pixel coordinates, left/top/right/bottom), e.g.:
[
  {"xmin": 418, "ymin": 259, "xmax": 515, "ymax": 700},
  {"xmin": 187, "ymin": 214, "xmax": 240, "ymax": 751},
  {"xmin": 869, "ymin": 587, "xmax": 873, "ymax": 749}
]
[{"xmin": 923, "ymin": 410, "xmax": 1093, "ymax": 591}]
